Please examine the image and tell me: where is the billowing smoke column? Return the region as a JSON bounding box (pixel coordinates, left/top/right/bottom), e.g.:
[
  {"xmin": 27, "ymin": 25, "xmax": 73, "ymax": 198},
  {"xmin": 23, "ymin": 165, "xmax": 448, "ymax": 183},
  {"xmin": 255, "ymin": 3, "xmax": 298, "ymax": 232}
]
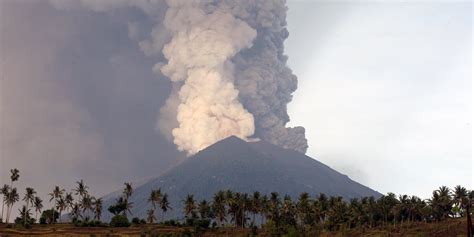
[
  {"xmin": 157, "ymin": 1, "xmax": 257, "ymax": 155},
  {"xmin": 159, "ymin": 0, "xmax": 308, "ymax": 155},
  {"xmin": 49, "ymin": 0, "xmax": 308, "ymax": 155}
]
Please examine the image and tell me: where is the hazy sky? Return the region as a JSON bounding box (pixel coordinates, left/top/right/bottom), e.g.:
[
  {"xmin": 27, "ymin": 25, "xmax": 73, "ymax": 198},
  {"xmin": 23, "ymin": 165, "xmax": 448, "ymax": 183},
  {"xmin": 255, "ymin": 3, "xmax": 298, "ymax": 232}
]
[
  {"xmin": 0, "ymin": 0, "xmax": 471, "ymax": 211},
  {"xmin": 286, "ymin": 1, "xmax": 472, "ymax": 198}
]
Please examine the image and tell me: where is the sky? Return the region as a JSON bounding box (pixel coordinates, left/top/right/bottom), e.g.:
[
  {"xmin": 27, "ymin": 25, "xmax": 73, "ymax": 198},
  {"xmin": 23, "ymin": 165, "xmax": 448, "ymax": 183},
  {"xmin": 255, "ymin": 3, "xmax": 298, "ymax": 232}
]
[
  {"xmin": 286, "ymin": 0, "xmax": 472, "ymax": 198},
  {"xmin": 0, "ymin": 0, "xmax": 472, "ymax": 215}
]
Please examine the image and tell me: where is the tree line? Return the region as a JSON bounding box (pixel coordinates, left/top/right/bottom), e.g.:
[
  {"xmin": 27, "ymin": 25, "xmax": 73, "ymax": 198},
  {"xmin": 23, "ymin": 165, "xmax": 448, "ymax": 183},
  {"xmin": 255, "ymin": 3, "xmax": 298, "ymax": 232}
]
[{"xmin": 1, "ymin": 168, "xmax": 472, "ymax": 236}]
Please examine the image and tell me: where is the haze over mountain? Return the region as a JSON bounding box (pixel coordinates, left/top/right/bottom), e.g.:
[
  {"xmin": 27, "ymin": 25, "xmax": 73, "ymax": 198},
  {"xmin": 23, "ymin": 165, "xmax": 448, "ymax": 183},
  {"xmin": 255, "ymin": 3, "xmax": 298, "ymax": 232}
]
[{"xmin": 101, "ymin": 136, "xmax": 380, "ymax": 220}]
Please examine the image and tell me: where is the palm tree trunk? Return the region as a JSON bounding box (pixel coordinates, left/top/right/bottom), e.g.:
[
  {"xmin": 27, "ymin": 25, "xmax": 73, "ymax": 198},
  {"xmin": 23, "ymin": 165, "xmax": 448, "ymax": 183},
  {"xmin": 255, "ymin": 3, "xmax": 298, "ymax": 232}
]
[
  {"xmin": 24, "ymin": 203, "xmax": 29, "ymax": 225},
  {"xmin": 1, "ymin": 200, "xmax": 4, "ymax": 222},
  {"xmin": 6, "ymin": 204, "xmax": 11, "ymax": 223},
  {"xmin": 466, "ymin": 205, "xmax": 472, "ymax": 237}
]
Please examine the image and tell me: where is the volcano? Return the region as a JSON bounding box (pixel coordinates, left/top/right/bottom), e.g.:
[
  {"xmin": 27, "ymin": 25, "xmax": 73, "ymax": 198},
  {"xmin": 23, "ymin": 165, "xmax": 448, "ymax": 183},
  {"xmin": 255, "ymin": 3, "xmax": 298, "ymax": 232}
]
[{"xmin": 101, "ymin": 136, "xmax": 380, "ymax": 220}]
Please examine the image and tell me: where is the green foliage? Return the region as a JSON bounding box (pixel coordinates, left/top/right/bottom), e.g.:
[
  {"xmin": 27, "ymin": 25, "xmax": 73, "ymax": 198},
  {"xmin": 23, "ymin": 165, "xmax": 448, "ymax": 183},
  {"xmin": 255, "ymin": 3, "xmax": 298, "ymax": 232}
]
[
  {"xmin": 40, "ymin": 209, "xmax": 59, "ymax": 224},
  {"xmin": 110, "ymin": 214, "xmax": 130, "ymax": 227},
  {"xmin": 132, "ymin": 217, "xmax": 141, "ymax": 224},
  {"xmin": 162, "ymin": 219, "xmax": 180, "ymax": 227},
  {"xmin": 74, "ymin": 219, "xmax": 108, "ymax": 227}
]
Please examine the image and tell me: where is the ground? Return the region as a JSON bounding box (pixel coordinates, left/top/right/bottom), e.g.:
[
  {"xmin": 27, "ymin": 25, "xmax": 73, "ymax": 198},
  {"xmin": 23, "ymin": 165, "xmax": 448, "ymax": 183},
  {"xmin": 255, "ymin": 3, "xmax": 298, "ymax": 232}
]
[{"xmin": 0, "ymin": 218, "xmax": 469, "ymax": 236}]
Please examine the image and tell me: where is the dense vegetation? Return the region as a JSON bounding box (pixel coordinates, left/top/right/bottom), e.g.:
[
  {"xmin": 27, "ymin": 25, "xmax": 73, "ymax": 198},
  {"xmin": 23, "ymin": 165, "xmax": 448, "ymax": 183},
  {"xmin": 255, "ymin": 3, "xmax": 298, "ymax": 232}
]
[{"xmin": 1, "ymin": 168, "xmax": 472, "ymax": 236}]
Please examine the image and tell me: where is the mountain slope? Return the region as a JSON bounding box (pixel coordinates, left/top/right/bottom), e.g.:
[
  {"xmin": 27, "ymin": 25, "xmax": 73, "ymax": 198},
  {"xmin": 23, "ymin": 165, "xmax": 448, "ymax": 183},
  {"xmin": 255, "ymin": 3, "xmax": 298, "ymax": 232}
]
[{"xmin": 102, "ymin": 136, "xmax": 380, "ymax": 220}]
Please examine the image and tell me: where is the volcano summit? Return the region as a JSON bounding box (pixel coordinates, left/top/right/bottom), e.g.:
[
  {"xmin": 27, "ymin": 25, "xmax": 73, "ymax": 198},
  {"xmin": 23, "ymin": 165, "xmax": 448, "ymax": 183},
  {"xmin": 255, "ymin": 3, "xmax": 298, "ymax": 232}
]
[{"xmin": 101, "ymin": 136, "xmax": 380, "ymax": 220}]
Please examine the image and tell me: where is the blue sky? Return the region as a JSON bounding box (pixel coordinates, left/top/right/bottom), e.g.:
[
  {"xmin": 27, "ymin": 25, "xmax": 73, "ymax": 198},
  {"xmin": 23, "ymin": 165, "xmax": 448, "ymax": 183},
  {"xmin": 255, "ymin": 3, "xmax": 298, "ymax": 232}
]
[{"xmin": 286, "ymin": 1, "xmax": 472, "ymax": 198}]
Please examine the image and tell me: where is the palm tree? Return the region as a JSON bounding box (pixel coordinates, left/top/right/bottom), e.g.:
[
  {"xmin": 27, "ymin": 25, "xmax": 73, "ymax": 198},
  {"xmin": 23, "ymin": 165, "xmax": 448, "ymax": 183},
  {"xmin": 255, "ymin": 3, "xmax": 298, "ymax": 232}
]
[
  {"xmin": 49, "ymin": 186, "xmax": 65, "ymax": 223},
  {"xmin": 148, "ymin": 189, "xmax": 162, "ymax": 209},
  {"xmin": 148, "ymin": 189, "xmax": 162, "ymax": 220},
  {"xmin": 123, "ymin": 182, "xmax": 133, "ymax": 200},
  {"xmin": 22, "ymin": 187, "xmax": 36, "ymax": 225},
  {"xmin": 18, "ymin": 205, "xmax": 32, "ymax": 225},
  {"xmin": 453, "ymin": 185, "xmax": 472, "ymax": 236},
  {"xmin": 74, "ymin": 180, "xmax": 89, "ymax": 198},
  {"xmin": 93, "ymin": 198, "xmax": 103, "ymax": 221},
  {"xmin": 198, "ymin": 200, "xmax": 211, "ymax": 219},
  {"xmin": 250, "ymin": 191, "xmax": 261, "ymax": 226},
  {"xmin": 5, "ymin": 169, "xmax": 19, "ymax": 223},
  {"xmin": 122, "ymin": 182, "xmax": 133, "ymax": 217},
  {"xmin": 296, "ymin": 192, "xmax": 311, "ymax": 229},
  {"xmin": 56, "ymin": 197, "xmax": 67, "ymax": 223},
  {"xmin": 227, "ymin": 192, "xmax": 240, "ymax": 226},
  {"xmin": 269, "ymin": 192, "xmax": 281, "ymax": 224},
  {"xmin": 160, "ymin": 193, "xmax": 171, "ymax": 221},
  {"xmin": 260, "ymin": 195, "xmax": 269, "ymax": 224},
  {"xmin": 212, "ymin": 191, "xmax": 227, "ymax": 227},
  {"xmin": 10, "ymin": 169, "xmax": 20, "ymax": 188},
  {"xmin": 69, "ymin": 203, "xmax": 81, "ymax": 221},
  {"xmin": 5, "ymin": 187, "xmax": 19, "ymax": 223},
  {"xmin": 241, "ymin": 193, "xmax": 250, "ymax": 227},
  {"xmin": 437, "ymin": 186, "xmax": 453, "ymax": 219},
  {"xmin": 146, "ymin": 209, "xmax": 156, "ymax": 223},
  {"xmin": 281, "ymin": 195, "xmax": 296, "ymax": 226},
  {"xmin": 33, "ymin": 197, "xmax": 43, "ymax": 221},
  {"xmin": 80, "ymin": 194, "xmax": 93, "ymax": 220},
  {"xmin": 65, "ymin": 192, "xmax": 74, "ymax": 213},
  {"xmin": 1, "ymin": 184, "xmax": 9, "ymax": 222},
  {"xmin": 429, "ymin": 186, "xmax": 453, "ymax": 221},
  {"xmin": 183, "ymin": 194, "xmax": 196, "ymax": 219}
]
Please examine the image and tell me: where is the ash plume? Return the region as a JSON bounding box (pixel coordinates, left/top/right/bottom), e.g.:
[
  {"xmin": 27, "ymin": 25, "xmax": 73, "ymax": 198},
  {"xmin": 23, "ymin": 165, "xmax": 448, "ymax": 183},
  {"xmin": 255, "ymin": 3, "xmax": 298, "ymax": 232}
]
[{"xmin": 49, "ymin": 0, "xmax": 308, "ymax": 155}]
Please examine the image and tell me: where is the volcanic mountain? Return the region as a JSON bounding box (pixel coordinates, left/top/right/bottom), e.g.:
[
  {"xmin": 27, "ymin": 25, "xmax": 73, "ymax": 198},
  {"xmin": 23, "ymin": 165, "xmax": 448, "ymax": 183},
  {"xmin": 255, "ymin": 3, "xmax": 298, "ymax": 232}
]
[{"xmin": 101, "ymin": 136, "xmax": 381, "ymax": 220}]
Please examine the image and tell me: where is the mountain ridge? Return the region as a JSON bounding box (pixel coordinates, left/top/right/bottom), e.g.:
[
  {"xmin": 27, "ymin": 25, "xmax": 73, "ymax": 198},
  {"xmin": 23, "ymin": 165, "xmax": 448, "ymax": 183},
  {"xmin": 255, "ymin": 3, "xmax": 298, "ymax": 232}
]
[{"xmin": 101, "ymin": 136, "xmax": 381, "ymax": 221}]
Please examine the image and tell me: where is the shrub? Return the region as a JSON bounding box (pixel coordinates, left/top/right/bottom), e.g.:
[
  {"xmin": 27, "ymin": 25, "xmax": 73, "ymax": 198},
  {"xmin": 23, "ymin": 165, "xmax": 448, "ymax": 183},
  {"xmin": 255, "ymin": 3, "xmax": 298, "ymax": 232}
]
[
  {"xmin": 132, "ymin": 217, "xmax": 141, "ymax": 225},
  {"xmin": 163, "ymin": 219, "xmax": 179, "ymax": 226},
  {"xmin": 110, "ymin": 215, "xmax": 130, "ymax": 227}
]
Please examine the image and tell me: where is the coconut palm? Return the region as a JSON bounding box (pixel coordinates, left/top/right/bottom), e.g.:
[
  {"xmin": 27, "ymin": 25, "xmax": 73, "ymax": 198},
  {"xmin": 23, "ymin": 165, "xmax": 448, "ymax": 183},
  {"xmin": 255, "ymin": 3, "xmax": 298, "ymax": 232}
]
[
  {"xmin": 160, "ymin": 193, "xmax": 171, "ymax": 221},
  {"xmin": 146, "ymin": 209, "xmax": 156, "ymax": 223},
  {"xmin": 22, "ymin": 187, "xmax": 36, "ymax": 225},
  {"xmin": 65, "ymin": 192, "xmax": 74, "ymax": 213},
  {"xmin": 198, "ymin": 200, "xmax": 211, "ymax": 219},
  {"xmin": 93, "ymin": 197, "xmax": 103, "ymax": 221},
  {"xmin": 80, "ymin": 194, "xmax": 93, "ymax": 219},
  {"xmin": 148, "ymin": 189, "xmax": 162, "ymax": 220},
  {"xmin": 269, "ymin": 192, "xmax": 281, "ymax": 223},
  {"xmin": 122, "ymin": 182, "xmax": 133, "ymax": 217},
  {"xmin": 183, "ymin": 194, "xmax": 196, "ymax": 219},
  {"xmin": 56, "ymin": 197, "xmax": 67, "ymax": 222},
  {"xmin": 33, "ymin": 197, "xmax": 43, "ymax": 221},
  {"xmin": 49, "ymin": 186, "xmax": 64, "ymax": 220},
  {"xmin": 69, "ymin": 203, "xmax": 81, "ymax": 220},
  {"xmin": 148, "ymin": 189, "xmax": 162, "ymax": 209},
  {"xmin": 123, "ymin": 182, "xmax": 133, "ymax": 200},
  {"xmin": 10, "ymin": 169, "xmax": 20, "ymax": 188},
  {"xmin": 250, "ymin": 191, "xmax": 261, "ymax": 226},
  {"xmin": 296, "ymin": 192, "xmax": 311, "ymax": 229},
  {"xmin": 17, "ymin": 205, "xmax": 33, "ymax": 225},
  {"xmin": 281, "ymin": 195, "xmax": 296, "ymax": 226},
  {"xmin": 453, "ymin": 185, "xmax": 472, "ymax": 236},
  {"xmin": 74, "ymin": 180, "xmax": 88, "ymax": 197},
  {"xmin": 1, "ymin": 184, "xmax": 9, "ymax": 222},
  {"xmin": 227, "ymin": 192, "xmax": 240, "ymax": 226},
  {"xmin": 5, "ymin": 187, "xmax": 19, "ymax": 223},
  {"xmin": 212, "ymin": 191, "xmax": 227, "ymax": 226}
]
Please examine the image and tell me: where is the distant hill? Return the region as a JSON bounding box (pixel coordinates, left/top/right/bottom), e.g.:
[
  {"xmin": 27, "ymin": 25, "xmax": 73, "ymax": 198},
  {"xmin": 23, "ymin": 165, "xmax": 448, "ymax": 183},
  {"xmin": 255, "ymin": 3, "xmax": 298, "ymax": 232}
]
[{"xmin": 101, "ymin": 136, "xmax": 381, "ymax": 220}]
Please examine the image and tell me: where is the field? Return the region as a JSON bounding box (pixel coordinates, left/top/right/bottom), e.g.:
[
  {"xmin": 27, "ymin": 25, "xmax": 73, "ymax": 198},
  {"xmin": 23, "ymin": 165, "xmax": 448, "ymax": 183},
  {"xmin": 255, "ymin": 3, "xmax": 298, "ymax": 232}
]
[{"xmin": 0, "ymin": 218, "xmax": 469, "ymax": 237}]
